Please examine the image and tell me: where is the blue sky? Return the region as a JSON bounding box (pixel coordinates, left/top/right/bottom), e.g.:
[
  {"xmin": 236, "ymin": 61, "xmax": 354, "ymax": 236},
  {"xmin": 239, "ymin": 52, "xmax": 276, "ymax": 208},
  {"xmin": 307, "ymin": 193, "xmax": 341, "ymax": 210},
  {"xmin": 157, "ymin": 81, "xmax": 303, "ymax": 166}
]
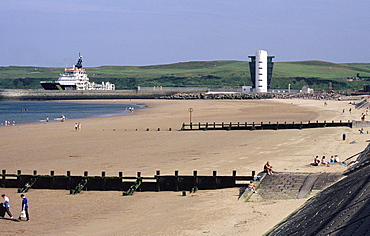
[{"xmin": 1, "ymin": 0, "xmax": 369, "ymax": 67}]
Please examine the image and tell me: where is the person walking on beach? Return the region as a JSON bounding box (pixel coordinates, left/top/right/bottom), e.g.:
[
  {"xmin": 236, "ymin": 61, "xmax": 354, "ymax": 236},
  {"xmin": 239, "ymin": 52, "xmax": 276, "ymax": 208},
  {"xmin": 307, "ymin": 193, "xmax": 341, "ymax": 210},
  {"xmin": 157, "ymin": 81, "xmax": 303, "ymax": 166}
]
[
  {"xmin": 18, "ymin": 194, "xmax": 29, "ymax": 221},
  {"xmin": 1, "ymin": 194, "xmax": 13, "ymax": 219}
]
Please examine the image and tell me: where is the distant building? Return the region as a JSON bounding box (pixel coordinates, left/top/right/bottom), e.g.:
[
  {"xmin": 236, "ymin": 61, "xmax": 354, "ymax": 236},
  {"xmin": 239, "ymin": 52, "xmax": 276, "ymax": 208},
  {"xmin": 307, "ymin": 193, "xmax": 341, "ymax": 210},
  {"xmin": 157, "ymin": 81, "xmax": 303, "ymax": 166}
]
[{"xmin": 248, "ymin": 50, "xmax": 275, "ymax": 93}]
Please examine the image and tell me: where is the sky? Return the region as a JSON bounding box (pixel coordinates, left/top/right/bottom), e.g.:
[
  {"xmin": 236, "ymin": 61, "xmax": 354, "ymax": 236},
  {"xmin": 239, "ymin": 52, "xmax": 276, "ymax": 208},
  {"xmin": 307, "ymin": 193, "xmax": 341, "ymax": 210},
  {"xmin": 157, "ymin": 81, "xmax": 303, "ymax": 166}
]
[{"xmin": 1, "ymin": 0, "xmax": 370, "ymax": 67}]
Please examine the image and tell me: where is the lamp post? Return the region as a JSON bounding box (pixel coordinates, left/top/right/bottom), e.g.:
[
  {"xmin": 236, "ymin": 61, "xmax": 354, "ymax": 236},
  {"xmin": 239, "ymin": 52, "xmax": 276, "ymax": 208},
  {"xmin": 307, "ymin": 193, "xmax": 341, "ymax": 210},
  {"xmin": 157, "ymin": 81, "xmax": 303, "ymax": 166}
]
[{"xmin": 188, "ymin": 108, "xmax": 193, "ymax": 123}]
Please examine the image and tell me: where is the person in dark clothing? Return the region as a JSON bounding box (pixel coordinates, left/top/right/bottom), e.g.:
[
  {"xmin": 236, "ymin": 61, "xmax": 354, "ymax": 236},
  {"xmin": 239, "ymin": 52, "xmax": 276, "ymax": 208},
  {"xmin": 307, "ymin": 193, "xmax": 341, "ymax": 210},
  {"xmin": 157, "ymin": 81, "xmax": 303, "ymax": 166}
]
[{"xmin": 19, "ymin": 194, "xmax": 29, "ymax": 221}]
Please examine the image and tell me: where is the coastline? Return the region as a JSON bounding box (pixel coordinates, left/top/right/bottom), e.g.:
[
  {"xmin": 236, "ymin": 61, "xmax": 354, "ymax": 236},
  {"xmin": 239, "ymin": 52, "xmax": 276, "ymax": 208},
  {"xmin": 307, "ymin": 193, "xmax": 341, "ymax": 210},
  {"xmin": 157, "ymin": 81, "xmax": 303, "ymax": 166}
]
[
  {"xmin": 0, "ymin": 100, "xmax": 145, "ymax": 126},
  {"xmin": 0, "ymin": 98, "xmax": 367, "ymax": 235}
]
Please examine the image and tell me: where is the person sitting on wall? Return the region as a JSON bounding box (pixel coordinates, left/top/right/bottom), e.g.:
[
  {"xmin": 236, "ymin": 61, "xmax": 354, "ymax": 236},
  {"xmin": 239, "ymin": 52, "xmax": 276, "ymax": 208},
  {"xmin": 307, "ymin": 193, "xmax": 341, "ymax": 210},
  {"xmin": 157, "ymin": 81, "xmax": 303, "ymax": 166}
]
[
  {"xmin": 264, "ymin": 161, "xmax": 273, "ymax": 175},
  {"xmin": 246, "ymin": 181, "xmax": 257, "ymax": 193}
]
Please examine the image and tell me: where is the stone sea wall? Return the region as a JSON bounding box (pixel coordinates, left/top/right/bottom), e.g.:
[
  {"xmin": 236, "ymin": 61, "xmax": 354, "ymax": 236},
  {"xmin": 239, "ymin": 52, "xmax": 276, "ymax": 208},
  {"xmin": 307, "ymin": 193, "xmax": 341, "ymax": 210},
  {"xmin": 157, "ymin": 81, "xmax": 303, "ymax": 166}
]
[
  {"xmin": 0, "ymin": 89, "xmax": 339, "ymax": 101},
  {"xmin": 0, "ymin": 89, "xmax": 175, "ymax": 100},
  {"xmin": 160, "ymin": 92, "xmax": 339, "ymax": 100}
]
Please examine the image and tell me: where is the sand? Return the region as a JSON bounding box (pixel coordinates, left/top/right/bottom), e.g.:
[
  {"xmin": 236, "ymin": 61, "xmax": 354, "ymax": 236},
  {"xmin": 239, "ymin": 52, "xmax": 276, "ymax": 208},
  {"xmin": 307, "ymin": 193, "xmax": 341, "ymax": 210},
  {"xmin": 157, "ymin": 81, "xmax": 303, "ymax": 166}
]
[{"xmin": 0, "ymin": 98, "xmax": 368, "ymax": 235}]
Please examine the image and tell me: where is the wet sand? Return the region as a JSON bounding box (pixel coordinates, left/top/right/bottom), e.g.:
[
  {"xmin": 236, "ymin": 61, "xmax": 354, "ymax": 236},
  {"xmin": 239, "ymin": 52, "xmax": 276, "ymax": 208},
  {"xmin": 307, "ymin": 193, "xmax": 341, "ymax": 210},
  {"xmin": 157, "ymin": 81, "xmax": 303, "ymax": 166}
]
[{"xmin": 0, "ymin": 98, "xmax": 368, "ymax": 235}]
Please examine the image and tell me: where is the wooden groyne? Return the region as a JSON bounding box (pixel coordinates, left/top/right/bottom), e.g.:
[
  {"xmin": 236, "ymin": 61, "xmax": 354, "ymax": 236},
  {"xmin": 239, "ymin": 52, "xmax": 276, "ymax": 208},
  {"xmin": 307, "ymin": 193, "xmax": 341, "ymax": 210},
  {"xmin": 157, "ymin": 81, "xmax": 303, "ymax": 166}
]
[
  {"xmin": 181, "ymin": 120, "xmax": 353, "ymax": 131},
  {"xmin": 1, "ymin": 170, "xmax": 255, "ymax": 195}
]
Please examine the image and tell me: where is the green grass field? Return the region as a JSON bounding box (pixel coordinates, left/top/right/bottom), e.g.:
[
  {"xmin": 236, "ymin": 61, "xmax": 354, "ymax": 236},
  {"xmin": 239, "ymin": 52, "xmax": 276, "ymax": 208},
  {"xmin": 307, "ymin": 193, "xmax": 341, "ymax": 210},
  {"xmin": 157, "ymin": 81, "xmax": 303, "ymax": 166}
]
[{"xmin": 1, "ymin": 60, "xmax": 370, "ymax": 90}]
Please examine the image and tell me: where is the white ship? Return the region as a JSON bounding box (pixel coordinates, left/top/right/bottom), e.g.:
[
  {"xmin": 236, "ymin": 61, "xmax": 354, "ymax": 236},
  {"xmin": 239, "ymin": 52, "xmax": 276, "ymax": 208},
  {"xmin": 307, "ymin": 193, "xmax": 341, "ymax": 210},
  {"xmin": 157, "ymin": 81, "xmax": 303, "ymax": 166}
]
[{"xmin": 40, "ymin": 54, "xmax": 115, "ymax": 90}]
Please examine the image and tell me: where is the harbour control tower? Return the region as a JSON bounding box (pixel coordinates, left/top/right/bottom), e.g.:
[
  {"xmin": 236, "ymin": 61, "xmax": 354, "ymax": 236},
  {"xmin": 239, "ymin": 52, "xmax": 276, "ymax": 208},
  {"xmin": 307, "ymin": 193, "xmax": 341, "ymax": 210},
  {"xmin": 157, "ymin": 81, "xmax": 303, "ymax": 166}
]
[{"xmin": 248, "ymin": 50, "xmax": 275, "ymax": 93}]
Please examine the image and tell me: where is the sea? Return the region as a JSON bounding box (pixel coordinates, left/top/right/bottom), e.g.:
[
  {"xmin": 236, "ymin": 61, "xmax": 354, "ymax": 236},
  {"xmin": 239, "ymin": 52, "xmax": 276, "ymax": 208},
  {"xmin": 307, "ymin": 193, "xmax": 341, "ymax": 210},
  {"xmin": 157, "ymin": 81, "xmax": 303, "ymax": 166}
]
[{"xmin": 0, "ymin": 101, "xmax": 145, "ymax": 126}]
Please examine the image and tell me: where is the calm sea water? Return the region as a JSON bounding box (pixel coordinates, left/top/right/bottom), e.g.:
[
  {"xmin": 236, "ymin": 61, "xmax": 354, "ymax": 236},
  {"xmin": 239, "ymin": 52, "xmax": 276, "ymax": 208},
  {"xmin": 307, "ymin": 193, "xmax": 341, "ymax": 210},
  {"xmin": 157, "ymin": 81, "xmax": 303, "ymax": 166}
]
[{"xmin": 0, "ymin": 101, "xmax": 145, "ymax": 126}]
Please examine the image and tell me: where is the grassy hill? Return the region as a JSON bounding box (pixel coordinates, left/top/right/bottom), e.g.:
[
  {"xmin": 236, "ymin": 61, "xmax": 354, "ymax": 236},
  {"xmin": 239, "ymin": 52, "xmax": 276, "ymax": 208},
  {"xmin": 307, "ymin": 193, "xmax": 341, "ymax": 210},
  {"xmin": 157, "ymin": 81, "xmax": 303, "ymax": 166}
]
[{"xmin": 1, "ymin": 60, "xmax": 370, "ymax": 91}]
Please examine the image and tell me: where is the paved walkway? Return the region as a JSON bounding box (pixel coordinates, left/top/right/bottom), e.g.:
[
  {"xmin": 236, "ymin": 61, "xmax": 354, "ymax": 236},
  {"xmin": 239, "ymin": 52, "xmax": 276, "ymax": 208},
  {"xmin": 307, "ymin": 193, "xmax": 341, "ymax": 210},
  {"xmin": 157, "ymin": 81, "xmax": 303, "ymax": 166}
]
[{"xmin": 254, "ymin": 172, "xmax": 344, "ymax": 200}]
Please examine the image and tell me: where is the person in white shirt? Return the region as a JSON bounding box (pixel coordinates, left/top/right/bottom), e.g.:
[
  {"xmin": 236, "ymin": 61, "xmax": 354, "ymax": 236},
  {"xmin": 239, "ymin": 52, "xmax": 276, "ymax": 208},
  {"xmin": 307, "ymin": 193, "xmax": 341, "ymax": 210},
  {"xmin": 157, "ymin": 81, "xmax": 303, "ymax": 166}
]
[{"xmin": 1, "ymin": 194, "xmax": 13, "ymax": 218}]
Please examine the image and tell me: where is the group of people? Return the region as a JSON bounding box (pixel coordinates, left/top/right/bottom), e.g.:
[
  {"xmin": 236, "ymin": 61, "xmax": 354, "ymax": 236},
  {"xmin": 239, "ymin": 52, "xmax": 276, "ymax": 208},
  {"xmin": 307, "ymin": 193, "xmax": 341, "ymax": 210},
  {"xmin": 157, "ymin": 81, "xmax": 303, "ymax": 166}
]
[
  {"xmin": 2, "ymin": 120, "xmax": 15, "ymax": 126},
  {"xmin": 74, "ymin": 122, "xmax": 82, "ymax": 131},
  {"xmin": 126, "ymin": 107, "xmax": 135, "ymax": 112},
  {"xmin": 245, "ymin": 161, "xmax": 274, "ymax": 194},
  {"xmin": 1, "ymin": 194, "xmax": 29, "ymax": 221},
  {"xmin": 313, "ymin": 155, "xmax": 340, "ymax": 166}
]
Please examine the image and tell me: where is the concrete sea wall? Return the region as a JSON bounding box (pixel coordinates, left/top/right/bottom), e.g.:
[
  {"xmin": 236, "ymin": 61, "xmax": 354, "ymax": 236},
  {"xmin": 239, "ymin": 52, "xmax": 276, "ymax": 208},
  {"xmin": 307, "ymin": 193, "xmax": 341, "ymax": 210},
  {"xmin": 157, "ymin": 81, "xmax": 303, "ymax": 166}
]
[
  {"xmin": 0, "ymin": 89, "xmax": 340, "ymax": 101},
  {"xmin": 0, "ymin": 89, "xmax": 176, "ymax": 100}
]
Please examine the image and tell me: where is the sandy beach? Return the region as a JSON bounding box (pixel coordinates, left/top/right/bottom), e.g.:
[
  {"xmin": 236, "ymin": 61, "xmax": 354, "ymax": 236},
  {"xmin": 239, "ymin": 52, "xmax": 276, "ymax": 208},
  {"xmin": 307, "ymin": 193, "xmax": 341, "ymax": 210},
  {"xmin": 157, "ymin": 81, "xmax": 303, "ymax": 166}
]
[{"xmin": 0, "ymin": 98, "xmax": 368, "ymax": 235}]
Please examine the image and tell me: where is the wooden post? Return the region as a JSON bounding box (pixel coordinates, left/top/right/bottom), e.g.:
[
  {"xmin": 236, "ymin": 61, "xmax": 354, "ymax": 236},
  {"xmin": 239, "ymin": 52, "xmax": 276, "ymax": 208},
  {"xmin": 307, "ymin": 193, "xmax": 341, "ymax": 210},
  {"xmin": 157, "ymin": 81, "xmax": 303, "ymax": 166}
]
[
  {"xmin": 50, "ymin": 171, "xmax": 55, "ymax": 188},
  {"xmin": 1, "ymin": 170, "xmax": 5, "ymax": 188},
  {"xmin": 84, "ymin": 171, "xmax": 88, "ymax": 177},
  {"xmin": 193, "ymin": 170, "xmax": 198, "ymax": 190},
  {"xmin": 156, "ymin": 170, "xmax": 160, "ymax": 192},
  {"xmin": 67, "ymin": 171, "xmax": 71, "ymax": 190},
  {"xmin": 175, "ymin": 170, "xmax": 179, "ymax": 191},
  {"xmin": 102, "ymin": 172, "xmax": 106, "ymax": 191},
  {"xmin": 232, "ymin": 170, "xmax": 237, "ymax": 177},
  {"xmin": 17, "ymin": 170, "xmax": 22, "ymax": 189},
  {"xmin": 33, "ymin": 170, "xmax": 37, "ymax": 175},
  {"xmin": 213, "ymin": 171, "xmax": 217, "ymax": 189},
  {"xmin": 137, "ymin": 172, "xmax": 141, "ymax": 178}
]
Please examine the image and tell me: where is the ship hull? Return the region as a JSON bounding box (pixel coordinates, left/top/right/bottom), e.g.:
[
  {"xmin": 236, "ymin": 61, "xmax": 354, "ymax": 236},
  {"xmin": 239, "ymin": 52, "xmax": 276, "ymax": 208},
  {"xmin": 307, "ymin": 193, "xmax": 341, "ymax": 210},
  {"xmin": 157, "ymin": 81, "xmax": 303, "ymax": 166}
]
[{"xmin": 40, "ymin": 82, "xmax": 77, "ymax": 90}]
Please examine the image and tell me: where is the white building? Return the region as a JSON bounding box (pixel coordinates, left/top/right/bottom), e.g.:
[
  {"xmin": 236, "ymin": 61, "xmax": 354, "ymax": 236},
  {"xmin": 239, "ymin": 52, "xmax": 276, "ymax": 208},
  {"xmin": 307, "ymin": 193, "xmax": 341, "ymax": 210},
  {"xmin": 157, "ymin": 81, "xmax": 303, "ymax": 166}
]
[
  {"xmin": 255, "ymin": 50, "xmax": 268, "ymax": 92},
  {"xmin": 248, "ymin": 50, "xmax": 275, "ymax": 93}
]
